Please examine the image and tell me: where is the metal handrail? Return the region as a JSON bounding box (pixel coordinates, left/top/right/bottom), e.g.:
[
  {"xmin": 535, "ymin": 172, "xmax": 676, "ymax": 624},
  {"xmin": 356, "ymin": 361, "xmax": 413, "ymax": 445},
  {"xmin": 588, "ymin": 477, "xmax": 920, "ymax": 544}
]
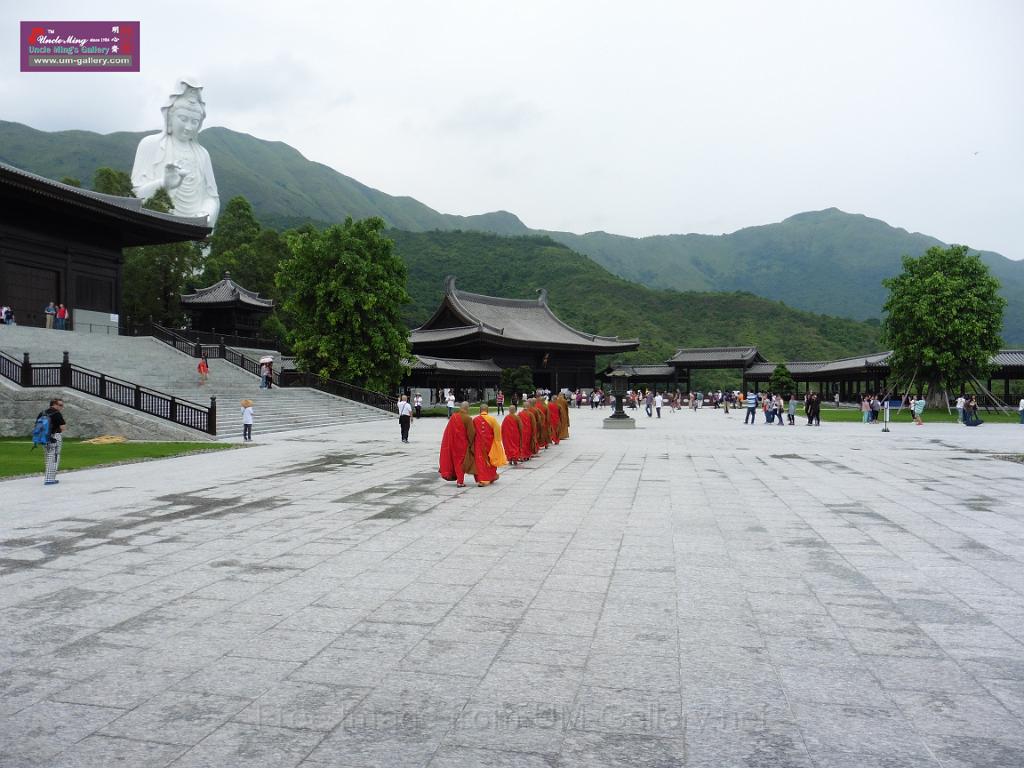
[
  {"xmin": 281, "ymin": 370, "xmax": 398, "ymax": 414},
  {"xmin": 0, "ymin": 350, "xmax": 216, "ymax": 435}
]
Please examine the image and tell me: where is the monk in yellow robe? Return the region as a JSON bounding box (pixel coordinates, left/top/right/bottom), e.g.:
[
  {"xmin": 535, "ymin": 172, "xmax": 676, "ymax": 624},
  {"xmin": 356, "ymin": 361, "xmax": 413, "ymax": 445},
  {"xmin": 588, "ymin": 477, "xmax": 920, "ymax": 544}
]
[{"xmin": 480, "ymin": 405, "xmax": 507, "ymax": 469}]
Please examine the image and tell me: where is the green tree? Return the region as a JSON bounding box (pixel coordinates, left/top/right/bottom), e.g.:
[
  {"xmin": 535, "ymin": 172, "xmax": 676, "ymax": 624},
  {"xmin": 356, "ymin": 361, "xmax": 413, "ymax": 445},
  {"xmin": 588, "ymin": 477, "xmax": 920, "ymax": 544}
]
[
  {"xmin": 122, "ymin": 188, "xmax": 202, "ymax": 325},
  {"xmin": 769, "ymin": 363, "xmax": 796, "ymax": 395},
  {"xmin": 92, "ymin": 167, "xmax": 133, "ymax": 196},
  {"xmin": 277, "ymin": 217, "xmax": 411, "ymax": 391},
  {"xmin": 501, "ymin": 365, "xmax": 534, "ymax": 396},
  {"xmin": 60, "ymin": 176, "xmax": 81, "ymax": 188},
  {"xmin": 882, "ymin": 245, "xmax": 1005, "ymax": 406},
  {"xmin": 207, "ymin": 196, "xmax": 261, "ymax": 261}
]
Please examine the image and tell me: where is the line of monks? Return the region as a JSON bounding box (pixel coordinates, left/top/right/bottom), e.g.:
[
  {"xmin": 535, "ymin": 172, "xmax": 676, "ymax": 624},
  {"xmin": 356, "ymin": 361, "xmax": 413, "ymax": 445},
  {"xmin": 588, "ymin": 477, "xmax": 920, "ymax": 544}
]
[{"xmin": 439, "ymin": 395, "xmax": 571, "ymax": 487}]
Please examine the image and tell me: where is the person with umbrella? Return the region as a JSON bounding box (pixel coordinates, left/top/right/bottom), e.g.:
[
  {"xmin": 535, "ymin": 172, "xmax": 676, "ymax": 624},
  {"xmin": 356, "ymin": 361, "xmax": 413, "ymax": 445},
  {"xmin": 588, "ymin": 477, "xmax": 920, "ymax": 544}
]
[{"xmin": 259, "ymin": 356, "xmax": 274, "ymax": 389}]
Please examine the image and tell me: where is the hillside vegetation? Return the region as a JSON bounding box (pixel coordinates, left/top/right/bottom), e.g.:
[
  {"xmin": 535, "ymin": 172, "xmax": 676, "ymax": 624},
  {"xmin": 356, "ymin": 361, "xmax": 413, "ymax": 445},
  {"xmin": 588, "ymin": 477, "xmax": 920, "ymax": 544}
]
[
  {"xmin": 3, "ymin": 119, "xmax": 1019, "ymax": 340},
  {"xmin": 390, "ymin": 230, "xmax": 882, "ymax": 367}
]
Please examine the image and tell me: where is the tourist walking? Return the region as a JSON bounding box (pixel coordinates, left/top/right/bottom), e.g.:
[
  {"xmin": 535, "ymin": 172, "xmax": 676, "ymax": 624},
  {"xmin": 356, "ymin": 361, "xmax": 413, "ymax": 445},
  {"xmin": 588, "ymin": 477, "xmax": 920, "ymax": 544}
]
[
  {"xmin": 414, "ymin": 393, "xmax": 423, "ymax": 418},
  {"xmin": 496, "ymin": 390, "xmax": 505, "ymax": 416},
  {"xmin": 654, "ymin": 391, "xmax": 663, "ymax": 418},
  {"xmin": 41, "ymin": 398, "xmax": 66, "ymax": 485},
  {"xmin": 787, "ymin": 394, "xmax": 797, "ymax": 425},
  {"xmin": 398, "ymin": 394, "xmax": 414, "ymax": 442},
  {"xmin": 197, "ymin": 354, "xmax": 210, "ymax": 385},
  {"xmin": 645, "ymin": 390, "xmax": 654, "ymax": 417},
  {"xmin": 912, "ymin": 395, "xmax": 926, "ymax": 425},
  {"xmin": 774, "ymin": 394, "xmax": 786, "ymax": 426},
  {"xmin": 744, "ymin": 392, "xmax": 758, "ymax": 424},
  {"xmin": 446, "ymin": 390, "xmax": 456, "ymax": 417},
  {"xmin": 806, "ymin": 393, "xmax": 821, "ymax": 426},
  {"xmin": 870, "ymin": 395, "xmax": 881, "ymax": 423},
  {"xmin": 963, "ymin": 395, "xmax": 983, "ymax": 427},
  {"xmin": 861, "ymin": 396, "xmax": 871, "ymax": 424},
  {"xmin": 44, "ymin": 302, "xmax": 56, "ymax": 329},
  {"xmin": 955, "ymin": 394, "xmax": 965, "ymax": 424},
  {"xmin": 241, "ymin": 398, "xmax": 254, "ymax": 442},
  {"xmin": 1019, "ymin": 395, "xmax": 1024, "ymax": 424}
]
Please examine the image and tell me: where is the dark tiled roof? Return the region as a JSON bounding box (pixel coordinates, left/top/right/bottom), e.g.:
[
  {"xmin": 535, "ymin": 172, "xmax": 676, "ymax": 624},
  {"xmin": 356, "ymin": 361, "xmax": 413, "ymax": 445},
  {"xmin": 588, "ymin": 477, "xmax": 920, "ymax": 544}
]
[
  {"xmin": 746, "ymin": 352, "xmax": 892, "ymax": 377},
  {"xmin": 0, "ymin": 161, "xmax": 211, "ymax": 244},
  {"xmin": 993, "ymin": 350, "xmax": 1024, "ymax": 367},
  {"xmin": 666, "ymin": 346, "xmax": 765, "ymax": 365},
  {"xmin": 412, "ymin": 355, "xmax": 502, "ymax": 374},
  {"xmin": 411, "ymin": 276, "xmax": 639, "ymax": 352},
  {"xmin": 602, "ymin": 364, "xmax": 677, "ymax": 378},
  {"xmin": 181, "ymin": 273, "xmax": 273, "ymax": 308}
]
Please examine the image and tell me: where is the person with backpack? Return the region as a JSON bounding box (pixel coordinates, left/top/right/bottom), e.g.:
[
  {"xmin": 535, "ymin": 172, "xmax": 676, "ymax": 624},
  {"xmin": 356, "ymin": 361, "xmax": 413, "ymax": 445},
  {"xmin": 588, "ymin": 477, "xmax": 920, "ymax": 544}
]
[{"xmin": 36, "ymin": 398, "xmax": 66, "ymax": 485}]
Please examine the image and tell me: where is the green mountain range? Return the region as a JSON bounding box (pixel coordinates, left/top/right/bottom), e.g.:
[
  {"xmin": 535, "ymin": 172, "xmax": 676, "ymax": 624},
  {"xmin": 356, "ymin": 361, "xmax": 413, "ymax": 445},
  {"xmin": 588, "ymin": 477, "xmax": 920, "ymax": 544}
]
[
  {"xmin": 2, "ymin": 119, "xmax": 1021, "ymax": 342},
  {"xmin": 390, "ymin": 229, "xmax": 882, "ymax": 377}
]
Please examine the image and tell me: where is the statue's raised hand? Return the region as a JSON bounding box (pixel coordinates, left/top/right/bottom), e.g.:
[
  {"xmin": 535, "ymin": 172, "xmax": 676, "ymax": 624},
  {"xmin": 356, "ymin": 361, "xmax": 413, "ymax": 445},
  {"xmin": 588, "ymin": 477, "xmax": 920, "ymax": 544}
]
[{"xmin": 164, "ymin": 162, "xmax": 187, "ymax": 190}]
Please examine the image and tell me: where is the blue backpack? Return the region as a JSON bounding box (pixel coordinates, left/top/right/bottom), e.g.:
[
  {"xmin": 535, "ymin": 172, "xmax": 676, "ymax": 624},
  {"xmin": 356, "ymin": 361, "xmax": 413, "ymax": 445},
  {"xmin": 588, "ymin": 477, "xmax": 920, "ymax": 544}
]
[{"xmin": 31, "ymin": 411, "xmax": 51, "ymax": 449}]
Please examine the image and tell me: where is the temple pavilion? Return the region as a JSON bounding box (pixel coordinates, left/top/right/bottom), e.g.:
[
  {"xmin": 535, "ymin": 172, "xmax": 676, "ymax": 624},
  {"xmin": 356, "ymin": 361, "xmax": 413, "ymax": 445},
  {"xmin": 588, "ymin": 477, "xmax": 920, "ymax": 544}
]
[{"xmin": 410, "ymin": 276, "xmax": 639, "ymax": 392}]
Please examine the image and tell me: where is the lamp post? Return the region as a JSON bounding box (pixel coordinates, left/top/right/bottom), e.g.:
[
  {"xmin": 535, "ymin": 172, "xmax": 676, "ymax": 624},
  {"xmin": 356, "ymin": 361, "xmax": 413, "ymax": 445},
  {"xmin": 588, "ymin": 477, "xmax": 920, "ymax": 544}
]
[{"xmin": 603, "ymin": 368, "xmax": 635, "ymax": 429}]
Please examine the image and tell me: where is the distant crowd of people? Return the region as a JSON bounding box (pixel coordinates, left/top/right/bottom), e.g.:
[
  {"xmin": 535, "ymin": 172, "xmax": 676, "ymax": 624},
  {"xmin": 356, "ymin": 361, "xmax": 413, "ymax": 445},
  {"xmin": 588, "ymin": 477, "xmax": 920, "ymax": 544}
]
[{"xmin": 0, "ymin": 302, "xmax": 70, "ymax": 328}]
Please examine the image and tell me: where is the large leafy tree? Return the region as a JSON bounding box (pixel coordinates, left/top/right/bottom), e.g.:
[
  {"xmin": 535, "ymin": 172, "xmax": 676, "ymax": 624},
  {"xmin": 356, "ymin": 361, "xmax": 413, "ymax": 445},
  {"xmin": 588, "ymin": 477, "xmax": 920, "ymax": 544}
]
[
  {"xmin": 92, "ymin": 168, "xmax": 201, "ymax": 326},
  {"xmin": 277, "ymin": 217, "xmax": 411, "ymax": 391},
  {"xmin": 882, "ymin": 245, "xmax": 1004, "ymax": 405}
]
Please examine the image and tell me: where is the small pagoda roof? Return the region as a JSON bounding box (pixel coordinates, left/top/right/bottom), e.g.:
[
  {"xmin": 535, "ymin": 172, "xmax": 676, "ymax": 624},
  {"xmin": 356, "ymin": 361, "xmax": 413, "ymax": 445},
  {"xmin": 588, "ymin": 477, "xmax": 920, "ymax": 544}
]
[
  {"xmin": 0, "ymin": 161, "xmax": 211, "ymax": 247},
  {"xmin": 181, "ymin": 272, "xmax": 274, "ymax": 309},
  {"xmin": 411, "ymin": 276, "xmax": 639, "ymax": 353},
  {"xmin": 412, "ymin": 355, "xmax": 502, "ymax": 374},
  {"xmin": 666, "ymin": 346, "xmax": 766, "ymax": 368}
]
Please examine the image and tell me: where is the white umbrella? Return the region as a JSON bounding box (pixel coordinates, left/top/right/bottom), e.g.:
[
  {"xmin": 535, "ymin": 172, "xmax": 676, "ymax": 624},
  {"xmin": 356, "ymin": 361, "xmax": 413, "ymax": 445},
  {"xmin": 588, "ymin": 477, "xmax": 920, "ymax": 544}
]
[{"xmin": 259, "ymin": 356, "xmax": 274, "ymax": 364}]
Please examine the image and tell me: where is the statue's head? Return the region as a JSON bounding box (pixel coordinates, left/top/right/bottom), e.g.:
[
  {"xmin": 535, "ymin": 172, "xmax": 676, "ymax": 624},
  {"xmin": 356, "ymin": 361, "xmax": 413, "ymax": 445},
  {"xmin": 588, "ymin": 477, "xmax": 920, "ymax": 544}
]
[{"xmin": 162, "ymin": 79, "xmax": 207, "ymax": 140}]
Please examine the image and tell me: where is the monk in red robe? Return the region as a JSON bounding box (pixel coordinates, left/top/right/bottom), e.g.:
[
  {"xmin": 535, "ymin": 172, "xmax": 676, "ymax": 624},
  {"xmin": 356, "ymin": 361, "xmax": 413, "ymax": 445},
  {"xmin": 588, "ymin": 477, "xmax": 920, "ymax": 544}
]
[
  {"xmin": 518, "ymin": 402, "xmax": 536, "ymax": 459},
  {"xmin": 471, "ymin": 406, "xmax": 499, "ymax": 486},
  {"xmin": 501, "ymin": 403, "xmax": 524, "ymax": 464},
  {"xmin": 547, "ymin": 399, "xmax": 561, "ymax": 445},
  {"xmin": 439, "ymin": 402, "xmax": 475, "ymax": 487}
]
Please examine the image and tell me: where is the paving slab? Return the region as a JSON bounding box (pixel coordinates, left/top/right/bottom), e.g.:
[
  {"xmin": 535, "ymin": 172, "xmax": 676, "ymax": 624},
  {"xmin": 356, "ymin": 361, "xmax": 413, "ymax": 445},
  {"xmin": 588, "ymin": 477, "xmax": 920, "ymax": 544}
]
[{"xmin": 1, "ymin": 407, "xmax": 1023, "ymax": 765}]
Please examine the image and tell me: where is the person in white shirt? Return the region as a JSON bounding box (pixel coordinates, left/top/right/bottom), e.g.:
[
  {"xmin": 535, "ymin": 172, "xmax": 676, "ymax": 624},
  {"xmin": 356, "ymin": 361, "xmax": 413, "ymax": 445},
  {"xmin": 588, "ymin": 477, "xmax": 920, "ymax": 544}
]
[
  {"xmin": 654, "ymin": 392, "xmax": 663, "ymax": 418},
  {"xmin": 445, "ymin": 391, "xmax": 456, "ymax": 417},
  {"xmin": 955, "ymin": 395, "xmax": 966, "ymax": 424},
  {"xmin": 240, "ymin": 399, "xmax": 254, "ymax": 442},
  {"xmin": 398, "ymin": 395, "xmax": 414, "ymax": 443},
  {"xmin": 413, "ymin": 393, "xmax": 423, "ymax": 418},
  {"xmin": 1018, "ymin": 396, "xmax": 1024, "ymax": 425}
]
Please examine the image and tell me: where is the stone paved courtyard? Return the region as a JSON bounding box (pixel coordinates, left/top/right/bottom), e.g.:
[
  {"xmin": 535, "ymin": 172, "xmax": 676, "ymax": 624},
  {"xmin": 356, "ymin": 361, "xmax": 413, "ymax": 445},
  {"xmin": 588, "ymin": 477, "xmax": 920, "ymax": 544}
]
[{"xmin": 1, "ymin": 406, "xmax": 1023, "ymax": 767}]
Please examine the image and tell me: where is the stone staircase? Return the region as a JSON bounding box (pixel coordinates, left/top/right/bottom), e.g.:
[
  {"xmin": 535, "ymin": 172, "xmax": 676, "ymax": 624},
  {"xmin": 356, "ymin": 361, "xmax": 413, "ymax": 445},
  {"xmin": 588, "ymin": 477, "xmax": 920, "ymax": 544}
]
[{"xmin": 0, "ymin": 326, "xmax": 392, "ymax": 437}]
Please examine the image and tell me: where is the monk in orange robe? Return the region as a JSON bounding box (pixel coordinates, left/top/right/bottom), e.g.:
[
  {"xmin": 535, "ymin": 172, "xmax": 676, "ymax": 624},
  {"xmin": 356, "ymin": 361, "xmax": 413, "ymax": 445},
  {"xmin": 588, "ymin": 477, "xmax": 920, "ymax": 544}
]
[
  {"xmin": 547, "ymin": 399, "xmax": 561, "ymax": 445},
  {"xmin": 501, "ymin": 403, "xmax": 524, "ymax": 464},
  {"xmin": 518, "ymin": 402, "xmax": 536, "ymax": 458},
  {"xmin": 534, "ymin": 400, "xmax": 550, "ymax": 449},
  {"xmin": 556, "ymin": 394, "xmax": 570, "ymax": 440},
  {"xmin": 471, "ymin": 406, "xmax": 500, "ymax": 485},
  {"xmin": 439, "ymin": 402, "xmax": 475, "ymax": 487}
]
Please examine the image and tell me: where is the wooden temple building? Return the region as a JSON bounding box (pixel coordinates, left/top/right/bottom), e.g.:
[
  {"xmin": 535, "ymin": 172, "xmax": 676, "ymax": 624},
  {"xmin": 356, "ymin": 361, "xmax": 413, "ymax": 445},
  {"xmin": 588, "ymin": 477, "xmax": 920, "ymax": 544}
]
[
  {"xmin": 409, "ymin": 276, "xmax": 639, "ymax": 392},
  {"xmin": 0, "ymin": 161, "xmax": 210, "ymax": 329}
]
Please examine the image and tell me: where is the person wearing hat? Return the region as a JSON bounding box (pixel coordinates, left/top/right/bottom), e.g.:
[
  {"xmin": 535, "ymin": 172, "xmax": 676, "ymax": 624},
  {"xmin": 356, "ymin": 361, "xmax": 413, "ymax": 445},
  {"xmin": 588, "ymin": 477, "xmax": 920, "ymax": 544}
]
[{"xmin": 241, "ymin": 399, "xmax": 254, "ymax": 441}]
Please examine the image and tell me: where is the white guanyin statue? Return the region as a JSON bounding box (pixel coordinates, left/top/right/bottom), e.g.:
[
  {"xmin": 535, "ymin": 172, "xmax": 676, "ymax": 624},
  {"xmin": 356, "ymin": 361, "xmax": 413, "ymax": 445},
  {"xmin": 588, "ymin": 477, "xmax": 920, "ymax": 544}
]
[{"xmin": 131, "ymin": 78, "xmax": 220, "ymax": 227}]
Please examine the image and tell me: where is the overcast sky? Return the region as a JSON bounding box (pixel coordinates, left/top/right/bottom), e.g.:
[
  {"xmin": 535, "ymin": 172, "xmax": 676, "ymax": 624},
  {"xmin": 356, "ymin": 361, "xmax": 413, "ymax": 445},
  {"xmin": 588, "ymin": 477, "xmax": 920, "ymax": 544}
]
[{"xmin": 3, "ymin": 1, "xmax": 1022, "ymax": 258}]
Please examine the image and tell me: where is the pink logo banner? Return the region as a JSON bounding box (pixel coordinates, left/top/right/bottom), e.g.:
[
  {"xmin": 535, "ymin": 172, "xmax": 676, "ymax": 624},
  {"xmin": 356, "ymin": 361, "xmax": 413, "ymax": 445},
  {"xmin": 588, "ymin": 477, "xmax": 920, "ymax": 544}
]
[{"xmin": 21, "ymin": 21, "xmax": 140, "ymax": 72}]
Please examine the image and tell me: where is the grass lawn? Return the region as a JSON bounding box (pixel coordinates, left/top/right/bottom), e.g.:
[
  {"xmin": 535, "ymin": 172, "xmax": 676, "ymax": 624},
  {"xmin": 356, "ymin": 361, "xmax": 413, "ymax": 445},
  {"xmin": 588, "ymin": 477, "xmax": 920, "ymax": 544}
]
[
  {"xmin": 0, "ymin": 438, "xmax": 234, "ymax": 479},
  {"xmin": 809, "ymin": 406, "xmax": 1022, "ymax": 425}
]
